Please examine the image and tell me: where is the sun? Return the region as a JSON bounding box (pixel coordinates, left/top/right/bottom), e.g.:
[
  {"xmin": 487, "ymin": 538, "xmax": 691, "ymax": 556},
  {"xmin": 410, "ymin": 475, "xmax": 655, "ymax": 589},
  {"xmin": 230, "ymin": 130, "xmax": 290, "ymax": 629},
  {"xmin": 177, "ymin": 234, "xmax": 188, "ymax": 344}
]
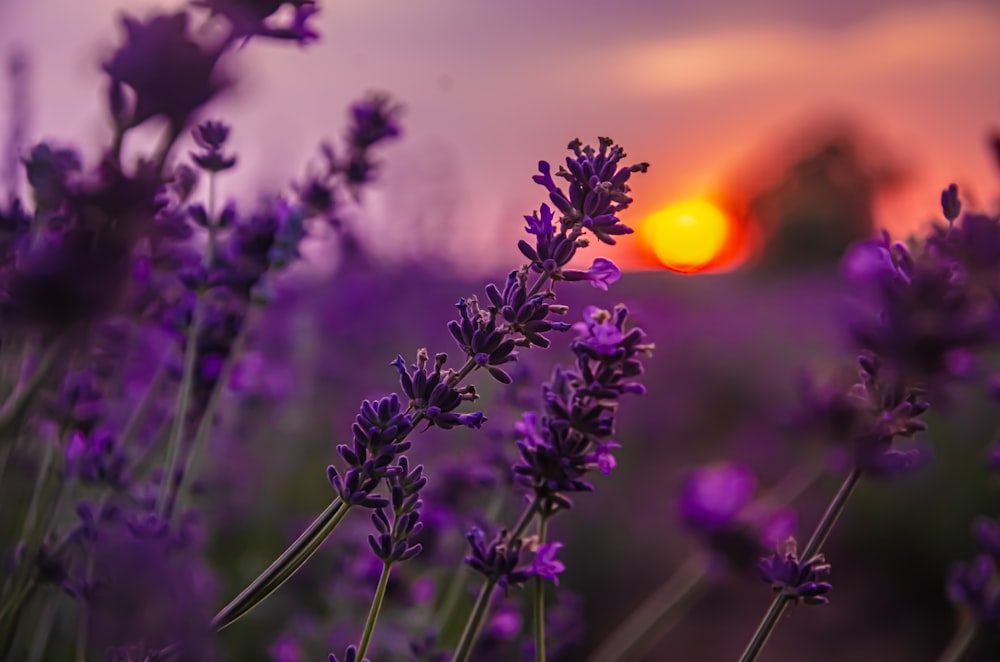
[{"xmin": 641, "ymin": 198, "xmax": 732, "ymax": 273}]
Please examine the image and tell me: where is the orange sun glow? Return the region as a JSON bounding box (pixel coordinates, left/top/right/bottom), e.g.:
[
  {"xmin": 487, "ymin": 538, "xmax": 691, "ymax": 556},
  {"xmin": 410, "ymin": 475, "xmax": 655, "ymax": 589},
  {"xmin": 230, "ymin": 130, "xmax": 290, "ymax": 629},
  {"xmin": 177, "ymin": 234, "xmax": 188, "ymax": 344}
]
[{"xmin": 641, "ymin": 198, "xmax": 733, "ymax": 272}]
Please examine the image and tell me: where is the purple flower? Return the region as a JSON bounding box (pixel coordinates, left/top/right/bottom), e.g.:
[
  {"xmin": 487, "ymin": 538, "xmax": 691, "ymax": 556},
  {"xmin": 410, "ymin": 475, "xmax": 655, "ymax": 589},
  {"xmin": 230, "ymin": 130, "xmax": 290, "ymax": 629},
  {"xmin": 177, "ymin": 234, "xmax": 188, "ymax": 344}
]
[
  {"xmin": 328, "ymin": 645, "xmax": 369, "ymax": 662},
  {"xmin": 679, "ymin": 463, "xmax": 796, "ymax": 573},
  {"xmin": 759, "ymin": 537, "xmax": 832, "ymax": 606},
  {"xmin": 530, "ymin": 542, "xmax": 566, "ymax": 586},
  {"xmin": 571, "ymin": 306, "xmax": 625, "ymax": 357},
  {"xmin": 269, "ymin": 636, "xmax": 302, "ymax": 662},
  {"xmin": 840, "ymin": 239, "xmax": 903, "ymax": 286},
  {"xmin": 464, "ymin": 527, "xmax": 531, "ymax": 594},
  {"xmin": 562, "ymin": 257, "xmax": 621, "ymax": 291},
  {"xmin": 587, "ymin": 441, "xmax": 621, "ymax": 475},
  {"xmin": 973, "ymin": 517, "xmax": 1000, "ymax": 560},
  {"xmin": 531, "ymin": 137, "xmax": 648, "ymax": 245},
  {"xmin": 947, "ymin": 555, "xmax": 1000, "ymax": 624},
  {"xmin": 190, "ymin": 120, "xmax": 237, "ymax": 173},
  {"xmin": 487, "ymin": 604, "xmax": 522, "ymax": 639},
  {"xmin": 103, "ymin": 12, "xmax": 229, "ymax": 130},
  {"xmin": 678, "ymin": 463, "xmax": 755, "ymax": 530},
  {"xmin": 941, "ymin": 182, "xmax": 961, "ymax": 222}
]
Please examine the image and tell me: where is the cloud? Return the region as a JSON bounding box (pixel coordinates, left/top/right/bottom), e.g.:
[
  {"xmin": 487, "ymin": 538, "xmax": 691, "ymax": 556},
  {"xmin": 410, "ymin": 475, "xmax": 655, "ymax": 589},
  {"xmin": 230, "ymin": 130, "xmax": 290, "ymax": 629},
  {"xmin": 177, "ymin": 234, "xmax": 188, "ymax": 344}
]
[{"xmin": 616, "ymin": 3, "xmax": 1000, "ymax": 94}]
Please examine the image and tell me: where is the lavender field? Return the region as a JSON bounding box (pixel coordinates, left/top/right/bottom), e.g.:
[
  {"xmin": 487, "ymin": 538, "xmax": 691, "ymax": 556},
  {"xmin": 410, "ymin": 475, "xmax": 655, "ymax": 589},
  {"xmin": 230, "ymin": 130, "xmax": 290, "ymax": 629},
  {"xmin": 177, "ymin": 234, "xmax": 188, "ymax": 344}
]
[{"xmin": 0, "ymin": 1, "xmax": 999, "ymax": 661}]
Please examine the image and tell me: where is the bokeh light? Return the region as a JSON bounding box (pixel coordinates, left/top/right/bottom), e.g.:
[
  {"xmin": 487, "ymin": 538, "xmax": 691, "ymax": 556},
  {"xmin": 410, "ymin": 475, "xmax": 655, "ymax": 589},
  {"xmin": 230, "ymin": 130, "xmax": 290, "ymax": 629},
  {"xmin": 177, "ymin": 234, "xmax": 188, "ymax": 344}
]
[{"xmin": 641, "ymin": 198, "xmax": 732, "ymax": 272}]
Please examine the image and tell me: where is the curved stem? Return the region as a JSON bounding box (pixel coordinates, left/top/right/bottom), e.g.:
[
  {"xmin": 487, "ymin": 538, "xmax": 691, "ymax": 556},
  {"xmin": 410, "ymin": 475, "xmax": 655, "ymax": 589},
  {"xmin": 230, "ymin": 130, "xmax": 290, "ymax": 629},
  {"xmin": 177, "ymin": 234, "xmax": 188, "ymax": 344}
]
[
  {"xmin": 510, "ymin": 499, "xmax": 541, "ymax": 540},
  {"xmin": 739, "ymin": 467, "xmax": 863, "ymax": 662},
  {"xmin": 0, "ymin": 336, "xmax": 66, "ymax": 443},
  {"xmin": 435, "ymin": 486, "xmax": 506, "ymax": 637},
  {"xmin": 356, "ymin": 561, "xmax": 392, "ymax": 659},
  {"xmin": 936, "ymin": 618, "xmax": 979, "ymax": 662},
  {"xmin": 534, "ymin": 516, "xmax": 549, "ymax": 662},
  {"xmin": 176, "ymin": 308, "xmax": 255, "ymax": 516},
  {"xmin": 212, "ymin": 498, "xmax": 350, "ymax": 631},
  {"xmin": 451, "ymin": 578, "xmax": 497, "ymax": 662},
  {"xmin": 585, "ymin": 555, "xmax": 708, "ymax": 662},
  {"xmin": 155, "ymin": 296, "xmax": 203, "ymax": 519}
]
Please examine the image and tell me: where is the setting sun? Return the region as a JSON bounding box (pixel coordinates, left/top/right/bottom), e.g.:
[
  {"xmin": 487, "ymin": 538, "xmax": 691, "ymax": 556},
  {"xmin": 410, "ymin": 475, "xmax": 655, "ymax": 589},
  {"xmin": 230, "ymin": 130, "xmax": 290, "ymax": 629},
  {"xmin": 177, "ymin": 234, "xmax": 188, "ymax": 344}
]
[{"xmin": 641, "ymin": 198, "xmax": 733, "ymax": 272}]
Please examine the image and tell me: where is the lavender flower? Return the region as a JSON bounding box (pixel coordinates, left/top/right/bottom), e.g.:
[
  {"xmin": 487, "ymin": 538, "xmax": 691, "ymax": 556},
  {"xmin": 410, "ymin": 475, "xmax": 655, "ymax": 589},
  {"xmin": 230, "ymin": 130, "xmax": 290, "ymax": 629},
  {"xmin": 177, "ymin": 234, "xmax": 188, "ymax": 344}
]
[
  {"xmin": 191, "ymin": 120, "xmax": 237, "ymax": 173},
  {"xmin": 531, "ymin": 137, "xmax": 648, "ymax": 245},
  {"xmin": 103, "ymin": 12, "xmax": 229, "ymax": 130},
  {"xmin": 528, "ymin": 541, "xmax": 565, "ymax": 586},
  {"xmin": 758, "ymin": 537, "xmax": 832, "ymax": 606},
  {"xmin": 678, "ymin": 463, "xmax": 794, "ymax": 573},
  {"xmin": 464, "ymin": 527, "xmax": 531, "ymax": 595},
  {"xmin": 328, "ymin": 644, "xmax": 369, "ymax": 662},
  {"xmin": 947, "ymin": 555, "xmax": 1000, "ymax": 624}
]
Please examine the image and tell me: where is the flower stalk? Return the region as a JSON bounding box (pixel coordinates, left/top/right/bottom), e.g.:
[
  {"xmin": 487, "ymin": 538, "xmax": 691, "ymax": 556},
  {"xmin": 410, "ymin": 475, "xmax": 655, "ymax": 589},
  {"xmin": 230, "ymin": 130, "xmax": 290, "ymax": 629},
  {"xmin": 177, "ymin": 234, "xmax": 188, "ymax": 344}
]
[{"xmin": 739, "ymin": 467, "xmax": 863, "ymax": 662}]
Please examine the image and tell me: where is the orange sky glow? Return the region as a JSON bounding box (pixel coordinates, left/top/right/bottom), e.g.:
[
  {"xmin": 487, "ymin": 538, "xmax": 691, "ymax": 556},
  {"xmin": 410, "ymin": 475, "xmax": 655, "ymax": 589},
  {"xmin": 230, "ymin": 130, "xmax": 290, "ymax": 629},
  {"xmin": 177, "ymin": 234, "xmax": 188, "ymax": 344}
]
[{"xmin": 1, "ymin": 0, "xmax": 997, "ymax": 274}]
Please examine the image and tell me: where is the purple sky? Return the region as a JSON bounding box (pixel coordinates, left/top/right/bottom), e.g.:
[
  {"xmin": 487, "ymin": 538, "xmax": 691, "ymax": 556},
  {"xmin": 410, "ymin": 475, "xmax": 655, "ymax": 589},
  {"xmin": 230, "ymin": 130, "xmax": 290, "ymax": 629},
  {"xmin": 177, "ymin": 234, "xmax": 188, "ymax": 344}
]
[{"xmin": 2, "ymin": 0, "xmax": 999, "ymax": 272}]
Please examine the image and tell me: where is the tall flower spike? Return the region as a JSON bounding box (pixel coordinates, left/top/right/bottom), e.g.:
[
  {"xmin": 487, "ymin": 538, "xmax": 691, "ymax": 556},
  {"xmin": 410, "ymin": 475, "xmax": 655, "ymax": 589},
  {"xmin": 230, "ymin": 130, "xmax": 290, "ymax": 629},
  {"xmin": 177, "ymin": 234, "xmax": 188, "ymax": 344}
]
[{"xmin": 532, "ymin": 137, "xmax": 649, "ymax": 245}]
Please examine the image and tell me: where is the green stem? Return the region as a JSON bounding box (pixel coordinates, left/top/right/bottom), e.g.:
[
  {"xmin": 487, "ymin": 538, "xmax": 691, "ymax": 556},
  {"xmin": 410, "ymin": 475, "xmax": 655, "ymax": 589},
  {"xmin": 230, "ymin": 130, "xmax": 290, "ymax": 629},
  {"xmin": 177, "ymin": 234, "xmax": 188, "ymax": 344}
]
[
  {"xmin": 155, "ymin": 296, "xmax": 203, "ymax": 519},
  {"xmin": 26, "ymin": 599, "xmax": 57, "ymax": 662},
  {"xmin": 18, "ymin": 442, "xmax": 55, "ymax": 557},
  {"xmin": 534, "ymin": 516, "xmax": 549, "ymax": 662},
  {"xmin": 212, "ymin": 498, "xmax": 350, "ymax": 631},
  {"xmin": 176, "ymin": 308, "xmax": 255, "ymax": 516},
  {"xmin": 527, "ymin": 272, "xmax": 552, "ymax": 298},
  {"xmin": 510, "ymin": 499, "xmax": 541, "ymax": 540},
  {"xmin": 435, "ymin": 487, "xmax": 506, "ymax": 635},
  {"xmin": 450, "ymin": 578, "xmax": 497, "ymax": 662},
  {"xmin": 738, "ymin": 467, "xmax": 863, "ymax": 662},
  {"xmin": 0, "ymin": 337, "xmax": 66, "ymax": 443},
  {"xmin": 586, "ymin": 555, "xmax": 708, "ymax": 662},
  {"xmin": 117, "ymin": 359, "xmax": 169, "ymax": 454},
  {"xmin": 936, "ymin": 618, "xmax": 979, "ymax": 662},
  {"xmin": 356, "ymin": 561, "xmax": 392, "ymax": 659}
]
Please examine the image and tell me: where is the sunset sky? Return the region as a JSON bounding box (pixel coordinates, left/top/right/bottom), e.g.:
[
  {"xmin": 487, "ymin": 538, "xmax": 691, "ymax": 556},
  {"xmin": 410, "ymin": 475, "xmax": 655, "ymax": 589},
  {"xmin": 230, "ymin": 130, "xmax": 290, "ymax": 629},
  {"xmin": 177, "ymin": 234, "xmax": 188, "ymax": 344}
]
[{"xmin": 1, "ymin": 0, "xmax": 998, "ymax": 272}]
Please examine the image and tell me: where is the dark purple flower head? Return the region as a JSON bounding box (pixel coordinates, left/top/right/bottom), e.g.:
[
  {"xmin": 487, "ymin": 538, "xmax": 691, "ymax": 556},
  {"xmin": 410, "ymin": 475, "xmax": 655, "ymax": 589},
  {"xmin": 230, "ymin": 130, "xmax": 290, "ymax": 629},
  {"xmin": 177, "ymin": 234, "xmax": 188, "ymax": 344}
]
[
  {"xmin": 448, "ymin": 295, "xmax": 518, "ymax": 384},
  {"xmin": 65, "ymin": 429, "xmax": 127, "ymax": 488},
  {"xmin": 531, "ymin": 137, "xmax": 648, "ymax": 245},
  {"xmin": 393, "ymin": 349, "xmax": 484, "ymax": 430},
  {"xmin": 22, "ymin": 142, "xmax": 81, "ymax": 211},
  {"xmin": 193, "ymin": 0, "xmax": 320, "ymax": 45},
  {"xmin": 464, "ymin": 527, "xmax": 531, "ymax": 595},
  {"xmin": 973, "ymin": 517, "xmax": 1000, "ymax": 561},
  {"xmin": 793, "ymin": 356, "xmax": 930, "ymax": 478},
  {"xmin": 844, "ymin": 232, "xmax": 994, "ymax": 380},
  {"xmin": 339, "ymin": 93, "xmax": 403, "ymax": 188},
  {"xmin": 483, "ymin": 269, "xmax": 572, "ymax": 349},
  {"xmin": 44, "ymin": 370, "xmax": 106, "ymax": 434},
  {"xmin": 518, "ymin": 203, "xmax": 583, "ymax": 276},
  {"xmin": 528, "ymin": 541, "xmax": 566, "ymax": 586},
  {"xmin": 328, "ymin": 645, "xmax": 369, "ymax": 662},
  {"xmin": 347, "ymin": 93, "xmax": 402, "ymax": 152},
  {"xmin": 940, "ymin": 183, "xmax": 961, "ymax": 223},
  {"xmin": 927, "ymin": 212, "xmax": 1000, "ymax": 295},
  {"xmin": 947, "ymin": 555, "xmax": 1000, "ymax": 624},
  {"xmin": 190, "ymin": 120, "xmax": 237, "ymax": 173},
  {"xmin": 759, "ymin": 537, "xmax": 832, "ymax": 606},
  {"xmin": 103, "ymin": 12, "xmax": 230, "ymax": 130}
]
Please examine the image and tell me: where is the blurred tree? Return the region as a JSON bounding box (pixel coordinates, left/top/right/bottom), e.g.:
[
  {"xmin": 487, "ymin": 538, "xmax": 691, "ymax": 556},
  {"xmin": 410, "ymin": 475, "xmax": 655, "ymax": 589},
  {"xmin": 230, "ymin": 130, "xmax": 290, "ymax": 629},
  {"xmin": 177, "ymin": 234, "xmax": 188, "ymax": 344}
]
[{"xmin": 743, "ymin": 128, "xmax": 904, "ymax": 273}]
